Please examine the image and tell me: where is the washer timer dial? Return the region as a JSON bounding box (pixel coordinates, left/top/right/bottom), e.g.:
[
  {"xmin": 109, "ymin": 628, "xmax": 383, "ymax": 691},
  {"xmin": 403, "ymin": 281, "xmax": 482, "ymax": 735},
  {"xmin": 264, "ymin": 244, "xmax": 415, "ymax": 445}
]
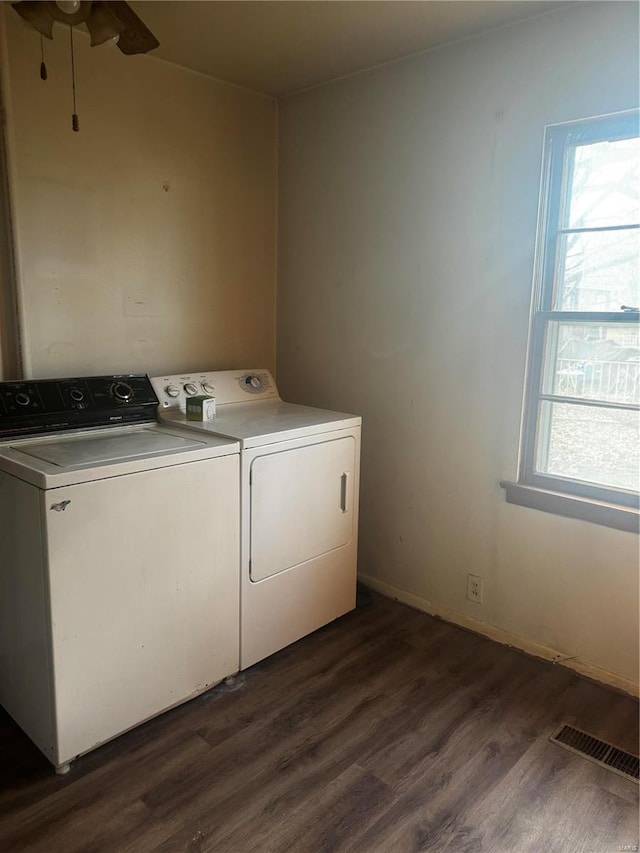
[{"xmin": 112, "ymin": 381, "xmax": 133, "ymax": 402}]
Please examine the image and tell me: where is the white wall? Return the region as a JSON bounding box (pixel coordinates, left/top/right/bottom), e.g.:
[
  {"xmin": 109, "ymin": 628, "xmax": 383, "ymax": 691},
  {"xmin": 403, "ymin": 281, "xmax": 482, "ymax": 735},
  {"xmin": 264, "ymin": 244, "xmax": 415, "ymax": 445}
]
[
  {"xmin": 277, "ymin": 2, "xmax": 640, "ymax": 693},
  {"xmin": 2, "ymin": 9, "xmax": 277, "ymax": 379}
]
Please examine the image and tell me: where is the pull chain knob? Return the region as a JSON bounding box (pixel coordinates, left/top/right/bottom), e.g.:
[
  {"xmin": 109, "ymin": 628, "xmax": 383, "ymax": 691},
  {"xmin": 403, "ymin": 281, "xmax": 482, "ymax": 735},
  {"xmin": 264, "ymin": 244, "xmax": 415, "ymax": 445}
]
[
  {"xmin": 69, "ymin": 24, "xmax": 79, "ymax": 132},
  {"xmin": 40, "ymin": 35, "xmax": 47, "ymax": 80}
]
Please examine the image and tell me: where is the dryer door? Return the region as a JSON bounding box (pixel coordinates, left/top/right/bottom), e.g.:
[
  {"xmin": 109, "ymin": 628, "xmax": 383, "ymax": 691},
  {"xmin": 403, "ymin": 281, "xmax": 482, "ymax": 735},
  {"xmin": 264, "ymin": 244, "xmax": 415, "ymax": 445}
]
[{"xmin": 249, "ymin": 436, "xmax": 355, "ymax": 582}]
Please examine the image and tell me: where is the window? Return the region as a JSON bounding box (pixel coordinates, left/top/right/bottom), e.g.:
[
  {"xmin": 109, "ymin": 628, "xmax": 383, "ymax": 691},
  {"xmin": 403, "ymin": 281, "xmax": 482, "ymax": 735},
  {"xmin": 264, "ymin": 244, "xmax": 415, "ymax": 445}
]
[{"xmin": 503, "ymin": 111, "xmax": 639, "ymax": 533}]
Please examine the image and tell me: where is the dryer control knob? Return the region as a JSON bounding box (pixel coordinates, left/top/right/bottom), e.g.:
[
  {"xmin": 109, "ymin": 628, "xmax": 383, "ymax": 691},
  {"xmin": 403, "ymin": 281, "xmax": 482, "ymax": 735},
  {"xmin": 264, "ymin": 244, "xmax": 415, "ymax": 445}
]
[
  {"xmin": 15, "ymin": 392, "xmax": 30, "ymax": 406},
  {"xmin": 246, "ymin": 375, "xmax": 262, "ymax": 390},
  {"xmin": 70, "ymin": 389, "xmax": 84, "ymax": 402},
  {"xmin": 201, "ymin": 381, "xmax": 215, "ymax": 395},
  {"xmin": 166, "ymin": 384, "xmax": 180, "ymax": 398},
  {"xmin": 184, "ymin": 382, "xmax": 198, "ymax": 396}
]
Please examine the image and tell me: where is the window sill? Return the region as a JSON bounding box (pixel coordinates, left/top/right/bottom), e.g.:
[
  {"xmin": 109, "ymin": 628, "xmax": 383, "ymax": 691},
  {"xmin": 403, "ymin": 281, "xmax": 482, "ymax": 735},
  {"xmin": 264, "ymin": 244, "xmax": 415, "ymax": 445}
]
[{"xmin": 500, "ymin": 482, "xmax": 639, "ymax": 534}]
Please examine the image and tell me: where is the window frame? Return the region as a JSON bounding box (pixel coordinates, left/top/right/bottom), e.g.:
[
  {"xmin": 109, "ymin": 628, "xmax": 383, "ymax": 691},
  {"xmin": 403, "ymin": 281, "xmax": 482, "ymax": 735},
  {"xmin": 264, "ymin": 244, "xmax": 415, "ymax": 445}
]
[{"xmin": 504, "ymin": 111, "xmax": 640, "ymax": 533}]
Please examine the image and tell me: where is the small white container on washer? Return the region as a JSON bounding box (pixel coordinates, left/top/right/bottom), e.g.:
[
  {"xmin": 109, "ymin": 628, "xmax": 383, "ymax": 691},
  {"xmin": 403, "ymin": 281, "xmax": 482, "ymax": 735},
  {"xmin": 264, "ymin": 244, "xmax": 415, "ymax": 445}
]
[{"xmin": 186, "ymin": 396, "xmax": 216, "ymax": 421}]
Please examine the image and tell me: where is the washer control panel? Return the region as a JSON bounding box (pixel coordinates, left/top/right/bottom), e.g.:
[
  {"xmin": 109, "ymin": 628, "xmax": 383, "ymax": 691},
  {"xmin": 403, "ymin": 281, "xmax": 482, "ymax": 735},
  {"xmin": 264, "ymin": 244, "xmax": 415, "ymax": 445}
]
[
  {"xmin": 0, "ymin": 375, "xmax": 159, "ymax": 439},
  {"xmin": 150, "ymin": 370, "xmax": 279, "ymax": 410}
]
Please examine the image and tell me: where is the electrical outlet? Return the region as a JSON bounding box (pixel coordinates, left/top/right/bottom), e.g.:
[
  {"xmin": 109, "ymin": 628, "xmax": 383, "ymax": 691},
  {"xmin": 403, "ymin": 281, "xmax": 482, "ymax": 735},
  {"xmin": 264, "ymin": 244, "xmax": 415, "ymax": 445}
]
[{"xmin": 467, "ymin": 573, "xmax": 483, "ymax": 603}]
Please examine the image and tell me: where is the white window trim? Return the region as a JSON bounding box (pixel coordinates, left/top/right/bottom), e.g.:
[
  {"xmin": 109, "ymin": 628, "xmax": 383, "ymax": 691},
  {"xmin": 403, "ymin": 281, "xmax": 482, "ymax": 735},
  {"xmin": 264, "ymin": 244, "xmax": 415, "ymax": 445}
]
[{"xmin": 503, "ymin": 110, "xmax": 640, "ymax": 534}]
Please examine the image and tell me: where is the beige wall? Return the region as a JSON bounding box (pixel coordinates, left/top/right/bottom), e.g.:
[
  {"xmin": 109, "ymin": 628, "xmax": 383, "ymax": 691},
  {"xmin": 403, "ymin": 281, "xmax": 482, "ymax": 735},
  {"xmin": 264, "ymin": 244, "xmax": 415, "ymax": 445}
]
[
  {"xmin": 277, "ymin": 2, "xmax": 640, "ymax": 692},
  {"xmin": 2, "ymin": 9, "xmax": 276, "ymax": 380}
]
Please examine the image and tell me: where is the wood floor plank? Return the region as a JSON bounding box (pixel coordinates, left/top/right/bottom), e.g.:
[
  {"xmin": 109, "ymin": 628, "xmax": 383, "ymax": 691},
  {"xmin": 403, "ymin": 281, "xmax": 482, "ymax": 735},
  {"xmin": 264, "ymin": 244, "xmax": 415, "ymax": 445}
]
[
  {"xmin": 440, "ymin": 719, "xmax": 639, "ymax": 853},
  {"xmin": 0, "ymin": 595, "xmax": 637, "ymax": 853},
  {"xmin": 159, "ymin": 627, "xmax": 496, "ymax": 851},
  {"xmin": 340, "ymin": 662, "xmax": 573, "ymax": 852},
  {"xmin": 1, "ymin": 731, "xmax": 212, "ymax": 852},
  {"xmin": 253, "ymin": 763, "xmax": 395, "ymax": 853},
  {"xmin": 147, "ymin": 642, "xmax": 428, "ymax": 849}
]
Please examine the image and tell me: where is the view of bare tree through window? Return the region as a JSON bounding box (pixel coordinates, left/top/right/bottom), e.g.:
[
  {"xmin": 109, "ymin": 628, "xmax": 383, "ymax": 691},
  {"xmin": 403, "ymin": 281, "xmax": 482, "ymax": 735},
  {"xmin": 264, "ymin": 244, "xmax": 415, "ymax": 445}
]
[{"xmin": 556, "ymin": 137, "xmax": 639, "ymax": 311}]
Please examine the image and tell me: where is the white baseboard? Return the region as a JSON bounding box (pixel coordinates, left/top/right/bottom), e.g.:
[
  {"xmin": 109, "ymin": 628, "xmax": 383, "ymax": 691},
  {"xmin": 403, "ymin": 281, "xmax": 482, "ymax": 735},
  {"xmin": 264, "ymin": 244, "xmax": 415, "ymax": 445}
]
[
  {"xmin": 358, "ymin": 573, "xmax": 639, "ymax": 699},
  {"xmin": 360, "ymin": 574, "xmax": 434, "ymax": 615}
]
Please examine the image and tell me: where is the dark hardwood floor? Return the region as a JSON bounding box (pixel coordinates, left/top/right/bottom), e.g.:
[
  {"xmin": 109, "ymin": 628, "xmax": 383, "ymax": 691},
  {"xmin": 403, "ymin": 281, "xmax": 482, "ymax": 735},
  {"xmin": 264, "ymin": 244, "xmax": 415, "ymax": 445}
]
[{"xmin": 1, "ymin": 595, "xmax": 638, "ymax": 852}]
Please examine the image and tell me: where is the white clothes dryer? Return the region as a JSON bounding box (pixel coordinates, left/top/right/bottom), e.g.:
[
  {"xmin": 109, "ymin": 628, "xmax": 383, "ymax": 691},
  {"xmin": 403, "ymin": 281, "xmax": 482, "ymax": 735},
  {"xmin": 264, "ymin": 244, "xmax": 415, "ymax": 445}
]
[
  {"xmin": 0, "ymin": 374, "xmax": 240, "ymax": 774},
  {"xmin": 151, "ymin": 370, "xmax": 361, "ymax": 670}
]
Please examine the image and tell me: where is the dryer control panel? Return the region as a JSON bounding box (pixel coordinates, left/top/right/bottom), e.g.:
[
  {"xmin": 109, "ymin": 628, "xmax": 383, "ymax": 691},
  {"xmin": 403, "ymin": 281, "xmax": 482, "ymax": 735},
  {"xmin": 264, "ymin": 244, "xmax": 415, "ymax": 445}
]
[{"xmin": 150, "ymin": 370, "xmax": 280, "ymax": 411}]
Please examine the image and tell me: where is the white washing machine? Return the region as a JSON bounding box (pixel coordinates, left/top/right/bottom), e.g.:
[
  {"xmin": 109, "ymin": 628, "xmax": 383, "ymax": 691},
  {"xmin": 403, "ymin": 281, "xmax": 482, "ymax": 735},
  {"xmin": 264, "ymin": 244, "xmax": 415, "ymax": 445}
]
[
  {"xmin": 0, "ymin": 374, "xmax": 240, "ymax": 774},
  {"xmin": 150, "ymin": 370, "xmax": 361, "ymax": 670}
]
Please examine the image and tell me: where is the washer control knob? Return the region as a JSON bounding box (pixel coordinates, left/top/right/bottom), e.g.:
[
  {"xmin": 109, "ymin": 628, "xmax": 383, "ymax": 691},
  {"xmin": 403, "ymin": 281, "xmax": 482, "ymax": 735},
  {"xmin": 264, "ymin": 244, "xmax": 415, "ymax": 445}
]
[
  {"xmin": 184, "ymin": 382, "xmax": 198, "ymax": 396},
  {"xmin": 16, "ymin": 392, "xmax": 30, "ymax": 406},
  {"xmin": 113, "ymin": 382, "xmax": 133, "ymax": 402},
  {"xmin": 70, "ymin": 389, "xmax": 84, "ymax": 402},
  {"xmin": 246, "ymin": 375, "xmax": 262, "ymax": 391},
  {"xmin": 166, "ymin": 384, "xmax": 180, "ymax": 398},
  {"xmin": 201, "ymin": 381, "xmax": 215, "ymax": 395}
]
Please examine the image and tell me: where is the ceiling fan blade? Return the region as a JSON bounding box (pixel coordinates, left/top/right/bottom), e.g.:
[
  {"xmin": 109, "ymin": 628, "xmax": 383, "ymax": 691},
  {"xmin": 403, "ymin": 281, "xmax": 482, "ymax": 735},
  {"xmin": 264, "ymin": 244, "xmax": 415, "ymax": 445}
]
[
  {"xmin": 104, "ymin": 1, "xmax": 159, "ymax": 55},
  {"xmin": 11, "ymin": 2, "xmax": 55, "ymax": 39}
]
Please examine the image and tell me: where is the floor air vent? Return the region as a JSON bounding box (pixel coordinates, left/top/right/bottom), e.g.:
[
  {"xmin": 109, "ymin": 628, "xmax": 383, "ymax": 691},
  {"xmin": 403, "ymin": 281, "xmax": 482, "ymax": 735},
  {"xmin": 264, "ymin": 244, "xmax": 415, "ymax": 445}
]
[{"xmin": 550, "ymin": 724, "xmax": 639, "ymax": 783}]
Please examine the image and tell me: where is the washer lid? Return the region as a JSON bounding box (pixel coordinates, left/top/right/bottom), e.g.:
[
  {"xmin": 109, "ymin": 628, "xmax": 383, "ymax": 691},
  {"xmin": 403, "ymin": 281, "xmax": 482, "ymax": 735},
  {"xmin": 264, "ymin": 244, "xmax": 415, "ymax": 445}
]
[
  {"xmin": 18, "ymin": 429, "xmax": 206, "ymax": 469},
  {"xmin": 0, "ymin": 423, "xmax": 239, "ymax": 489}
]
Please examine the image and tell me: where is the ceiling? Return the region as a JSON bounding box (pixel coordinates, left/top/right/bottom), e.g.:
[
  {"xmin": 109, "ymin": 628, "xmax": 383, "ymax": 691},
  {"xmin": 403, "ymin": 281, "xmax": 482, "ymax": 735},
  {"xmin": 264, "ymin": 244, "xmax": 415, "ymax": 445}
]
[{"xmin": 130, "ymin": 1, "xmax": 569, "ymax": 97}]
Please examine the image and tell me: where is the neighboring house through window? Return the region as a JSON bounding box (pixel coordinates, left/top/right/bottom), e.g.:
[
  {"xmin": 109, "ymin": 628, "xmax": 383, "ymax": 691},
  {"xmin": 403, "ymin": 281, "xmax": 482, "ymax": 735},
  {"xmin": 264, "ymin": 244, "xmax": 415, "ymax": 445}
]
[{"xmin": 503, "ymin": 111, "xmax": 639, "ymax": 533}]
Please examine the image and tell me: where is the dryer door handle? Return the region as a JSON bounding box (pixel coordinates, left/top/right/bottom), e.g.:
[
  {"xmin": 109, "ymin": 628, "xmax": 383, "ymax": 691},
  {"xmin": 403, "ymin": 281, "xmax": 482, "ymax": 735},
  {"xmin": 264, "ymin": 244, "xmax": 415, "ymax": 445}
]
[{"xmin": 340, "ymin": 472, "xmax": 351, "ymax": 513}]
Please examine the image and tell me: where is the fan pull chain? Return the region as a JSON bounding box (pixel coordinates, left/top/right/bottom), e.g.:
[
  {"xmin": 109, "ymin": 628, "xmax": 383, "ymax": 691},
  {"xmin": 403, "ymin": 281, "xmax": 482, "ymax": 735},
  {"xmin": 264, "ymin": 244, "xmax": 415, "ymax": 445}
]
[
  {"xmin": 69, "ymin": 25, "xmax": 79, "ymax": 132},
  {"xmin": 40, "ymin": 35, "xmax": 48, "ymax": 81}
]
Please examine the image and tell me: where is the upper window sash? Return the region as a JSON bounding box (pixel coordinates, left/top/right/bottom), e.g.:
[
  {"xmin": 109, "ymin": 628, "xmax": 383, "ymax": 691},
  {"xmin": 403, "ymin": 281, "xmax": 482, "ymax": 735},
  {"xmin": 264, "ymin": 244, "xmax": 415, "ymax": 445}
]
[{"xmin": 539, "ymin": 112, "xmax": 640, "ymax": 314}]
